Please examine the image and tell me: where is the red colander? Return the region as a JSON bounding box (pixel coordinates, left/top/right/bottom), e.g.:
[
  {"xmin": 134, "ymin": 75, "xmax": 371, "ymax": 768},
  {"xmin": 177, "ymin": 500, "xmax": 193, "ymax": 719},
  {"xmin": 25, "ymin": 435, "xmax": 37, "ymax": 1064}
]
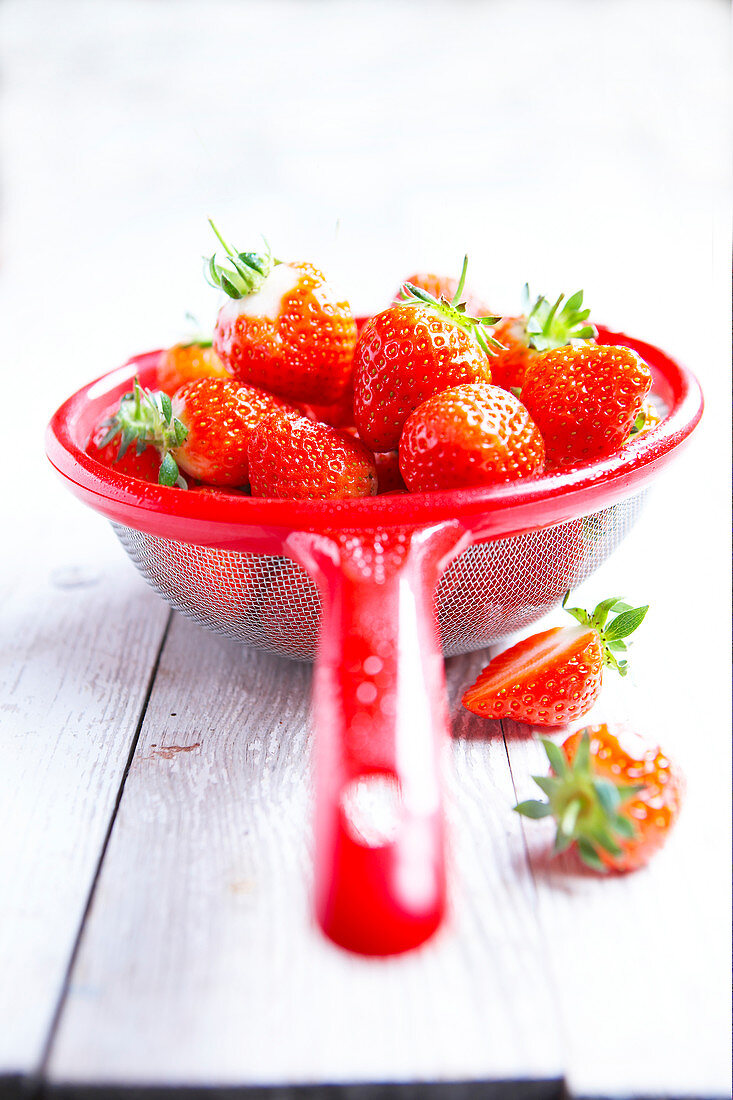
[{"xmin": 45, "ymin": 327, "xmax": 702, "ymax": 956}]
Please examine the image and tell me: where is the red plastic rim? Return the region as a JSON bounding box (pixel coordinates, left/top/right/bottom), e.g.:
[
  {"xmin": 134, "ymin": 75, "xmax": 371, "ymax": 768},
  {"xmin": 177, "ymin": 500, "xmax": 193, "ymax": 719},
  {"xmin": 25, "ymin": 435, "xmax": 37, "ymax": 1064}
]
[{"xmin": 45, "ymin": 326, "xmax": 703, "ymax": 552}]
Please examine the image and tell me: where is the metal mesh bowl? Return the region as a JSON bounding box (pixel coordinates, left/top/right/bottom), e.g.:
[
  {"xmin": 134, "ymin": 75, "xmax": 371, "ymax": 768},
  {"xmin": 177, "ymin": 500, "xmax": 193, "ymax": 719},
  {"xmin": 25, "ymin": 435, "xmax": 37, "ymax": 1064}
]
[{"xmin": 113, "ymin": 492, "xmax": 646, "ymax": 660}]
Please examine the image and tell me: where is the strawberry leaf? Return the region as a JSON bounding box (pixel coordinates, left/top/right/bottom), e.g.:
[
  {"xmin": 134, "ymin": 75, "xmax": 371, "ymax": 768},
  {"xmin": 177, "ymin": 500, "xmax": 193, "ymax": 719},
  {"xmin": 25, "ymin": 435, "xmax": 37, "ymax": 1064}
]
[
  {"xmin": 577, "ymin": 837, "xmax": 607, "ymax": 872},
  {"xmin": 541, "ymin": 737, "xmax": 569, "ymax": 778},
  {"xmin": 604, "ymin": 605, "xmax": 649, "ymax": 640},
  {"xmin": 514, "ymin": 800, "xmax": 554, "ymax": 819}
]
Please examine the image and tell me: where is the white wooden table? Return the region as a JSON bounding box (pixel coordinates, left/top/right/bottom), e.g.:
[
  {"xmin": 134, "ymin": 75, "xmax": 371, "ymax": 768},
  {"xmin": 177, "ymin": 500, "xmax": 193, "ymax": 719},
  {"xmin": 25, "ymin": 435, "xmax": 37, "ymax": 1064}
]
[{"xmin": 2, "ymin": 1, "xmax": 730, "ymax": 1097}]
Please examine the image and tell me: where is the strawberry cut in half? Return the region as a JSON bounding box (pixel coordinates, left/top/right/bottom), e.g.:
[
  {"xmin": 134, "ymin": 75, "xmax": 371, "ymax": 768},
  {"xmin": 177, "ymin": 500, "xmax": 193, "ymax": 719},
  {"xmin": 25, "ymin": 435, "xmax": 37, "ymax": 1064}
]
[
  {"xmin": 462, "ymin": 595, "xmax": 648, "ymax": 726},
  {"xmin": 206, "ymin": 221, "xmax": 357, "ymax": 405},
  {"xmin": 515, "ymin": 726, "xmax": 684, "ymax": 872},
  {"xmin": 353, "ymin": 257, "xmax": 502, "ymax": 452}
]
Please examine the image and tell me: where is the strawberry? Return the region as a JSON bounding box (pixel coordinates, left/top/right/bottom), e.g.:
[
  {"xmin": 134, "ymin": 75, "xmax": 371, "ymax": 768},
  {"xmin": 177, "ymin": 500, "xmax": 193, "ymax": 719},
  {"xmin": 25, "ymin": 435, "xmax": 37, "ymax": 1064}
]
[
  {"xmin": 353, "ymin": 259, "xmax": 501, "ymax": 451},
  {"xmin": 399, "ymin": 383, "xmax": 545, "ymax": 493},
  {"xmin": 301, "ymin": 376, "xmax": 355, "ymax": 428},
  {"xmin": 392, "ymin": 271, "xmax": 494, "ymax": 319},
  {"xmin": 491, "ymin": 287, "xmax": 596, "ymax": 392},
  {"xmin": 248, "ymin": 409, "xmax": 378, "ymax": 500},
  {"xmin": 157, "ymin": 338, "xmax": 228, "ymax": 395},
  {"xmin": 373, "ymin": 449, "xmax": 406, "ymax": 494},
  {"xmin": 102, "ymin": 376, "xmax": 295, "ymax": 488},
  {"xmin": 515, "ymin": 726, "xmax": 684, "ymax": 871},
  {"xmin": 87, "ymin": 415, "xmax": 161, "ymax": 483},
  {"xmin": 462, "ymin": 595, "xmax": 648, "ymax": 725},
  {"xmin": 206, "ymin": 221, "xmax": 356, "ymax": 405},
  {"xmin": 521, "ymin": 343, "xmax": 652, "ymax": 467},
  {"xmin": 625, "ymin": 398, "xmax": 662, "ymax": 443}
]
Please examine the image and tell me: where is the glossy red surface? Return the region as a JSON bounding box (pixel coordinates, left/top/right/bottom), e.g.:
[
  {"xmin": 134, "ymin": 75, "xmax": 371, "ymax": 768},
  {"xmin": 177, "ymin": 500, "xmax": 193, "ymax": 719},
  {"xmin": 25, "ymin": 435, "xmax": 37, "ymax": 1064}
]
[
  {"xmin": 45, "ymin": 328, "xmax": 703, "ymax": 553},
  {"xmin": 45, "ymin": 327, "xmax": 703, "ymax": 957}
]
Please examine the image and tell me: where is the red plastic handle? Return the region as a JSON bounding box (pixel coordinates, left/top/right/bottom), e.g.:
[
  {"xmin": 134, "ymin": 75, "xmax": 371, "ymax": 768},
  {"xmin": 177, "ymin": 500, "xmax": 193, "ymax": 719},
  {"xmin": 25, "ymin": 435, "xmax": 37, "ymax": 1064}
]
[{"xmin": 289, "ymin": 522, "xmax": 469, "ymax": 955}]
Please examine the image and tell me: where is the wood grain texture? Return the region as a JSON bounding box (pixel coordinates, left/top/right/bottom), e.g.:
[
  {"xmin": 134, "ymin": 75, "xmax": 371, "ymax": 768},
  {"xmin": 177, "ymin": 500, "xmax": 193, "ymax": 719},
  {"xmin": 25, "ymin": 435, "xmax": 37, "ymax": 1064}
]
[
  {"xmin": 1, "ymin": 0, "xmax": 729, "ymax": 1094},
  {"xmin": 0, "ymin": 495, "xmax": 170, "ymax": 1078},
  {"xmin": 47, "ymin": 620, "xmax": 563, "ymax": 1088}
]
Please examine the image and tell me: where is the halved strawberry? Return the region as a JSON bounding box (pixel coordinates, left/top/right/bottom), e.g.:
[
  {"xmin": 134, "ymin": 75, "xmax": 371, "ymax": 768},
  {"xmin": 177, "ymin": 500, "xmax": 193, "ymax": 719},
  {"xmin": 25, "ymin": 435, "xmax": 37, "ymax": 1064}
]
[
  {"xmin": 399, "ymin": 383, "xmax": 545, "ymax": 493},
  {"xmin": 248, "ymin": 409, "xmax": 378, "ymax": 500},
  {"xmin": 515, "ymin": 726, "xmax": 684, "ymax": 871},
  {"xmin": 521, "ymin": 343, "xmax": 652, "ymax": 466},
  {"xmin": 353, "ymin": 259, "xmax": 502, "ymax": 452},
  {"xmin": 206, "ymin": 221, "xmax": 356, "ymax": 405},
  {"xmin": 462, "ymin": 595, "xmax": 648, "ymax": 725},
  {"xmin": 491, "ymin": 287, "xmax": 596, "ymax": 391}
]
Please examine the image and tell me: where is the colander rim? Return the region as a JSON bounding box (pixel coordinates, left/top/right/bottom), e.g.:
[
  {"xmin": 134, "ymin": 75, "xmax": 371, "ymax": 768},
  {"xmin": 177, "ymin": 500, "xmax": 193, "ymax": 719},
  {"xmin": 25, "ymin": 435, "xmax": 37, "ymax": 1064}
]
[{"xmin": 45, "ymin": 326, "xmax": 703, "ymax": 541}]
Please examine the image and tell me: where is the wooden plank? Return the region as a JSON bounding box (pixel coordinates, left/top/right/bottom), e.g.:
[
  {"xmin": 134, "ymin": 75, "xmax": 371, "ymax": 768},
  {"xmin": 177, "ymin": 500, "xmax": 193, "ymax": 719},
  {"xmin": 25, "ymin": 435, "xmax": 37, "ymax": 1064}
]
[
  {"xmin": 46, "ymin": 615, "xmax": 563, "ymax": 1090},
  {"xmin": 501, "ymin": 461, "xmax": 731, "ymax": 1098},
  {"xmin": 0, "ymin": 489, "xmax": 170, "ymax": 1082}
]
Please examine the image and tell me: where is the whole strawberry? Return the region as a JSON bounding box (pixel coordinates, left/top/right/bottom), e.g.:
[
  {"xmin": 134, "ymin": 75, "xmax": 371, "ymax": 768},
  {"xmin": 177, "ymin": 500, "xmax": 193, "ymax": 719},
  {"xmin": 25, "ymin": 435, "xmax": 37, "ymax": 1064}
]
[
  {"xmin": 87, "ymin": 414, "xmax": 161, "ymax": 483},
  {"xmin": 102, "ymin": 376, "xmax": 295, "ymax": 487},
  {"xmin": 462, "ymin": 595, "xmax": 648, "ymax": 725},
  {"xmin": 248, "ymin": 409, "xmax": 377, "ymax": 500},
  {"xmin": 521, "ymin": 343, "xmax": 652, "ymax": 466},
  {"xmin": 399, "ymin": 383, "xmax": 545, "ymax": 493},
  {"xmin": 392, "ymin": 271, "xmax": 494, "ymax": 319},
  {"xmin": 515, "ymin": 726, "xmax": 684, "ymax": 871},
  {"xmin": 206, "ymin": 221, "xmax": 356, "ymax": 405},
  {"xmin": 157, "ymin": 338, "xmax": 228, "ymax": 395},
  {"xmin": 491, "ymin": 287, "xmax": 596, "ymax": 391},
  {"xmin": 353, "ymin": 259, "xmax": 501, "ymax": 452}
]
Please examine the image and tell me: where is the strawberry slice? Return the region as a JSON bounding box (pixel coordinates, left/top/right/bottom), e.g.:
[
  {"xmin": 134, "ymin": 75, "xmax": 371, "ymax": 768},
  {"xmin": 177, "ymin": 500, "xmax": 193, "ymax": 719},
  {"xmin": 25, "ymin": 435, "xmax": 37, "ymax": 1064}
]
[
  {"xmin": 462, "ymin": 595, "xmax": 648, "ymax": 726},
  {"xmin": 515, "ymin": 726, "xmax": 684, "ymax": 871}
]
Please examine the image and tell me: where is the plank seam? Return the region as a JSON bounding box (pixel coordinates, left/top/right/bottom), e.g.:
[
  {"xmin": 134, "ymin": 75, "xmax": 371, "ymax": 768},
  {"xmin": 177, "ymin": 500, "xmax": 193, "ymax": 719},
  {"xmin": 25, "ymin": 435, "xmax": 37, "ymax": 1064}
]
[
  {"xmin": 32, "ymin": 609, "xmax": 175, "ymax": 1091},
  {"xmin": 499, "ymin": 718, "xmax": 573, "ymax": 1086}
]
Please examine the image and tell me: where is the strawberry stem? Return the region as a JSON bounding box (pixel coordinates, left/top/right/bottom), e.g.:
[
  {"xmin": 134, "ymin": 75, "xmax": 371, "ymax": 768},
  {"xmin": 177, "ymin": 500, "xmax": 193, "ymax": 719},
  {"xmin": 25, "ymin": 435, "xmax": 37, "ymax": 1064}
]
[
  {"xmin": 100, "ymin": 377, "xmax": 189, "ymax": 489},
  {"xmin": 400, "ymin": 257, "xmax": 503, "ymax": 356},
  {"xmin": 204, "ymin": 220, "xmax": 277, "ymax": 300},
  {"xmin": 523, "ymin": 287, "xmax": 597, "ymax": 352},
  {"xmin": 561, "ymin": 592, "xmax": 648, "ymax": 676},
  {"xmin": 515, "ymin": 733, "xmax": 644, "ymax": 871}
]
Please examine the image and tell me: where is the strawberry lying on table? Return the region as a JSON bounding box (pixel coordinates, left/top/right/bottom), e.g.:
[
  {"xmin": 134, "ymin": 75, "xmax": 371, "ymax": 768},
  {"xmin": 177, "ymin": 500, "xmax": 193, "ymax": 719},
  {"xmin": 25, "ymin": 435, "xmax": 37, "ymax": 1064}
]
[
  {"xmin": 515, "ymin": 726, "xmax": 684, "ymax": 872},
  {"xmin": 462, "ymin": 594, "xmax": 648, "ymax": 725}
]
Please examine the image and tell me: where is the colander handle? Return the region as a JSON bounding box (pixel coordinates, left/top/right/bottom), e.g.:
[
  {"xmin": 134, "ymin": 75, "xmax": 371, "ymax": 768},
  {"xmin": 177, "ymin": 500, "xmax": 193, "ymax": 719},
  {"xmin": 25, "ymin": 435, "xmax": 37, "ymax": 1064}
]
[{"xmin": 288, "ymin": 521, "xmax": 469, "ymax": 956}]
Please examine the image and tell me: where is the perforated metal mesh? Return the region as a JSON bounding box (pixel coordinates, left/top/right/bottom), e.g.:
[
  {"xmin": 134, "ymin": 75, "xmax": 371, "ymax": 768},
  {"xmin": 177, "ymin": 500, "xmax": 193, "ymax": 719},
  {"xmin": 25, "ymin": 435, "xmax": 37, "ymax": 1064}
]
[{"xmin": 113, "ymin": 491, "xmax": 647, "ymax": 661}]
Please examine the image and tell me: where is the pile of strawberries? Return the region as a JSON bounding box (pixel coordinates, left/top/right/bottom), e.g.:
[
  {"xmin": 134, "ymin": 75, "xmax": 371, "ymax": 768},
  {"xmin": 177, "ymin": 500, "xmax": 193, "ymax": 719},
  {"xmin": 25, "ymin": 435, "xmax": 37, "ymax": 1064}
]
[
  {"xmin": 89, "ymin": 224, "xmax": 659, "ymax": 497},
  {"xmin": 88, "ymin": 225, "xmax": 683, "ymax": 875}
]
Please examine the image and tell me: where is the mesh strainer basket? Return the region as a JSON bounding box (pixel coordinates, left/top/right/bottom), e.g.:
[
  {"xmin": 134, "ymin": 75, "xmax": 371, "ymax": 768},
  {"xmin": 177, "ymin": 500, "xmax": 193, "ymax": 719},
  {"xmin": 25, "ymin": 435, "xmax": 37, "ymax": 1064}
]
[{"xmin": 46, "ymin": 327, "xmax": 702, "ymax": 955}]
